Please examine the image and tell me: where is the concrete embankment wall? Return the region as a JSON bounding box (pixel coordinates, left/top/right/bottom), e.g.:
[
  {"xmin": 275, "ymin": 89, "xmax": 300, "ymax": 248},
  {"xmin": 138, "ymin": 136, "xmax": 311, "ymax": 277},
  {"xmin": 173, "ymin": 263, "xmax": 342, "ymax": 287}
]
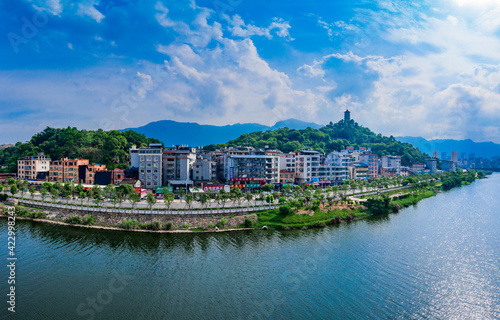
[{"xmin": 6, "ymin": 201, "xmax": 257, "ymax": 228}]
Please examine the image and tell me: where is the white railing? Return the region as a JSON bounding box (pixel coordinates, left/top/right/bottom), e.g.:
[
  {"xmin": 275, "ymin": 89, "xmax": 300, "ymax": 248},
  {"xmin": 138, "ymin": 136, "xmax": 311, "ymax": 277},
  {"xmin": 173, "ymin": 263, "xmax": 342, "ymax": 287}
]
[{"xmin": 18, "ymin": 200, "xmax": 278, "ymax": 215}]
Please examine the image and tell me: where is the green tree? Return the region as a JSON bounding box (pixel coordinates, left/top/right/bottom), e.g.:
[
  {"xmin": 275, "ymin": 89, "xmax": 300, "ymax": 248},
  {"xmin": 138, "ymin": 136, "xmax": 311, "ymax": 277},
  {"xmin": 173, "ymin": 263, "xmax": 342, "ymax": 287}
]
[
  {"xmin": 29, "ymin": 186, "xmax": 36, "ymax": 200},
  {"xmin": 146, "ymin": 191, "xmax": 157, "ymax": 210},
  {"xmin": 128, "ymin": 192, "xmax": 140, "ymax": 209},
  {"xmin": 50, "ymin": 187, "xmax": 59, "ymax": 202},
  {"xmin": 261, "ymin": 184, "xmax": 274, "ymax": 192},
  {"xmin": 163, "ymin": 193, "xmax": 174, "ymax": 210},
  {"xmin": 245, "ymin": 191, "xmax": 253, "ymax": 209},
  {"xmin": 10, "ymin": 184, "xmax": 18, "ymax": 197},
  {"xmin": 184, "ymin": 193, "xmax": 194, "ymax": 209},
  {"xmin": 40, "ymin": 187, "xmax": 48, "ymax": 203}
]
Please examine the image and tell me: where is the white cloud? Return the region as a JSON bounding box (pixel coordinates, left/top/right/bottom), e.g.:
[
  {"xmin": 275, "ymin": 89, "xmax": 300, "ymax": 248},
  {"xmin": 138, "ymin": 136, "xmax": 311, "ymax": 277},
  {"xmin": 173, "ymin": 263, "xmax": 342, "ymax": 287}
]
[
  {"xmin": 77, "ymin": 1, "xmax": 105, "ymax": 23},
  {"xmin": 223, "ymin": 15, "xmax": 293, "ymax": 40}
]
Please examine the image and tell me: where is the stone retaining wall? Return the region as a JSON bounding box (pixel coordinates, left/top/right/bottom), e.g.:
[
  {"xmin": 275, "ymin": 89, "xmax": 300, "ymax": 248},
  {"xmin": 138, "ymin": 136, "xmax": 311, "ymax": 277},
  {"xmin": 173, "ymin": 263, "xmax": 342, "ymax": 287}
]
[{"xmin": 4, "ymin": 203, "xmax": 257, "ymax": 229}]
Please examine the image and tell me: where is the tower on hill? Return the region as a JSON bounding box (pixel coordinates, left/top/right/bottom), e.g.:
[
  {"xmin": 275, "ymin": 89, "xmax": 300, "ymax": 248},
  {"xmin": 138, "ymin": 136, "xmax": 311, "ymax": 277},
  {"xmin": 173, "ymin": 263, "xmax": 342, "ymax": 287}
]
[{"xmin": 344, "ymin": 109, "xmax": 351, "ymax": 122}]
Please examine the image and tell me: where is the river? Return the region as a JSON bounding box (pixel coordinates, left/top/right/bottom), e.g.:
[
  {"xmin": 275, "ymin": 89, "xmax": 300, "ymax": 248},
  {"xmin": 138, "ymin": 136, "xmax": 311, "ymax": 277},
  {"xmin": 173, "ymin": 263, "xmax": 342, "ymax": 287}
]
[{"xmin": 1, "ymin": 174, "xmax": 499, "ymax": 319}]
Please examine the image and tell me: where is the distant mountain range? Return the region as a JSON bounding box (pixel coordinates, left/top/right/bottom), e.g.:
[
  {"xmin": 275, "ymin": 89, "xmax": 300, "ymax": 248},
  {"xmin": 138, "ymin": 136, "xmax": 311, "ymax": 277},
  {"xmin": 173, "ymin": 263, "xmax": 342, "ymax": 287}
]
[
  {"xmin": 122, "ymin": 119, "xmax": 322, "ymax": 147},
  {"xmin": 396, "ymin": 136, "xmax": 500, "ymax": 159}
]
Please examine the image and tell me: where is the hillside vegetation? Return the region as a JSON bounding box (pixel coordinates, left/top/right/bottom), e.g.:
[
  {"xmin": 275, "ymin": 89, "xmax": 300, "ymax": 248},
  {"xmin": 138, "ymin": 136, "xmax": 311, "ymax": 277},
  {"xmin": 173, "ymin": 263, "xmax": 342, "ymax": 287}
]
[
  {"xmin": 0, "ymin": 127, "xmax": 161, "ymax": 173},
  {"xmin": 205, "ymin": 119, "xmax": 428, "ymax": 166}
]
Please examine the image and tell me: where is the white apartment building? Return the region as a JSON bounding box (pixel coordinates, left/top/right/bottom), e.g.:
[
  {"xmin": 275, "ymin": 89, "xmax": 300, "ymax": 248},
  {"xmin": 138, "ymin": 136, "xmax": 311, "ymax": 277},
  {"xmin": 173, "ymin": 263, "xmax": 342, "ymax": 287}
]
[
  {"xmin": 17, "ymin": 153, "xmax": 50, "ymax": 180},
  {"xmin": 130, "ymin": 144, "xmax": 163, "ymax": 189},
  {"xmin": 162, "ymin": 145, "xmax": 197, "ymax": 186},
  {"xmin": 381, "ymin": 155, "xmax": 401, "ymax": 175},
  {"xmin": 224, "ymin": 151, "xmax": 280, "ymax": 184},
  {"xmin": 192, "ymin": 156, "xmax": 217, "ymax": 181},
  {"xmin": 279, "ymin": 153, "xmax": 297, "ymax": 172}
]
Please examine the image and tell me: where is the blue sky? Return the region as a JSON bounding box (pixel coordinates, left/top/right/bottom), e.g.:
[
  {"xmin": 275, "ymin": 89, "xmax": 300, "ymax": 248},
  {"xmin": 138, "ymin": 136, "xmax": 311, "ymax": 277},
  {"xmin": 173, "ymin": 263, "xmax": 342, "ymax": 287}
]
[{"xmin": 1, "ymin": 0, "xmax": 500, "ymax": 143}]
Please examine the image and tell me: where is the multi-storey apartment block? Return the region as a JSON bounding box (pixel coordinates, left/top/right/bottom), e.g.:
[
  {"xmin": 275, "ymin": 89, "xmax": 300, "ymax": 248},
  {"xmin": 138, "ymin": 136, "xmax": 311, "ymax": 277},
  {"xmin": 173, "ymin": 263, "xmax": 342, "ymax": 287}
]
[
  {"xmin": 162, "ymin": 145, "xmax": 197, "ymax": 186},
  {"xmin": 17, "ymin": 153, "xmax": 50, "ymax": 180},
  {"xmin": 225, "ymin": 150, "xmax": 280, "ymax": 185},
  {"xmin": 381, "ymin": 155, "xmax": 401, "ymax": 175},
  {"xmin": 130, "ymin": 144, "xmax": 163, "ymax": 189},
  {"xmin": 49, "ymin": 158, "xmax": 89, "ymax": 183},
  {"xmin": 193, "ymin": 156, "xmax": 217, "ymax": 181}
]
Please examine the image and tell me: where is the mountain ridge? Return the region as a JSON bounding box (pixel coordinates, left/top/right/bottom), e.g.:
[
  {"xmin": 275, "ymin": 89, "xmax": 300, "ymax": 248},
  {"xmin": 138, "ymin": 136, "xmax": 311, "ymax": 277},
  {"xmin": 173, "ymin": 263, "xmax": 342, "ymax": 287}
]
[
  {"xmin": 121, "ymin": 118, "xmax": 322, "ymax": 147},
  {"xmin": 395, "ymin": 136, "xmax": 500, "ymax": 158}
]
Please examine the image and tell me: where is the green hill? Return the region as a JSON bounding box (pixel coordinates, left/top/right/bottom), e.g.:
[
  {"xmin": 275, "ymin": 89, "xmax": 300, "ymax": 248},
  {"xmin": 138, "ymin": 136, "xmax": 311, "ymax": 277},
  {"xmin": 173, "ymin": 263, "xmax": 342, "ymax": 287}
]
[
  {"xmin": 0, "ymin": 127, "xmax": 162, "ymax": 173},
  {"xmin": 205, "ymin": 119, "xmax": 428, "ymax": 166}
]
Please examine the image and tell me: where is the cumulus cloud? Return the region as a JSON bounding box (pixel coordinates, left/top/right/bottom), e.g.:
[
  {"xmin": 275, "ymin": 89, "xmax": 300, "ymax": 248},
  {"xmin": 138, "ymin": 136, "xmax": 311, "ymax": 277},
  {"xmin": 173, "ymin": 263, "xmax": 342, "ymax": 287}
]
[
  {"xmin": 224, "ymin": 14, "xmax": 293, "ymax": 40},
  {"xmin": 77, "ymin": 1, "xmax": 105, "ymax": 22}
]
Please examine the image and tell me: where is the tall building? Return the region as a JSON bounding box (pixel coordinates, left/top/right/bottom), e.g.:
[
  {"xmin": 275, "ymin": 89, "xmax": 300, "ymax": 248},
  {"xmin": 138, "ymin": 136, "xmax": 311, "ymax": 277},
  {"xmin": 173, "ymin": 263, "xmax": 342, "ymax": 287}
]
[
  {"xmin": 224, "ymin": 151, "xmax": 279, "ymax": 187},
  {"xmin": 461, "ymin": 152, "xmax": 467, "ymax": 161},
  {"xmin": 344, "ymin": 109, "xmax": 351, "ymax": 122},
  {"xmin": 130, "ymin": 143, "xmax": 163, "ymax": 189},
  {"xmin": 381, "ymin": 155, "xmax": 401, "ymax": 175},
  {"xmin": 441, "ymin": 152, "xmax": 448, "ymax": 161},
  {"xmin": 162, "ymin": 145, "xmax": 197, "ymax": 187},
  {"xmin": 192, "ymin": 156, "xmax": 217, "ymax": 181},
  {"xmin": 425, "ymin": 158, "xmax": 438, "ymax": 173},
  {"xmin": 451, "ymin": 151, "xmax": 458, "ymax": 163},
  {"xmin": 359, "ymin": 153, "xmax": 379, "ymax": 179},
  {"xmin": 17, "ymin": 153, "xmax": 50, "ymax": 180},
  {"xmin": 441, "ymin": 160, "xmax": 457, "ymax": 172},
  {"xmin": 433, "ymin": 151, "xmax": 439, "ymax": 159}
]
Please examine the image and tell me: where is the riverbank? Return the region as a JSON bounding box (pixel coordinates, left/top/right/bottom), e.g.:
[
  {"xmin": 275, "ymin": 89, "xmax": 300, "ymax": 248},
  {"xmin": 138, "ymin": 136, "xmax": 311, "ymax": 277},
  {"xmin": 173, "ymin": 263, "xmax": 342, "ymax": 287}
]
[{"xmin": 0, "ymin": 170, "xmax": 487, "ymax": 233}]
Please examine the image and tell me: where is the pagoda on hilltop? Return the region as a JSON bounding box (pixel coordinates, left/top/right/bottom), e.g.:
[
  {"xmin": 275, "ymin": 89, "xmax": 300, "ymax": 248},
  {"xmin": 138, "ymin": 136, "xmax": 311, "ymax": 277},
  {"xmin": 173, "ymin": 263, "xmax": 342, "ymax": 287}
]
[{"xmin": 344, "ymin": 109, "xmax": 351, "ymax": 122}]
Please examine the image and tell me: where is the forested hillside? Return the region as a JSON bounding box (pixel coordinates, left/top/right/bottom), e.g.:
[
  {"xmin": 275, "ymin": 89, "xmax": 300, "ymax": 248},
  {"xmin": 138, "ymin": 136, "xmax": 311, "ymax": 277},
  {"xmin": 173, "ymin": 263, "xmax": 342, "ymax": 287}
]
[
  {"xmin": 205, "ymin": 119, "xmax": 428, "ymax": 166},
  {"xmin": 0, "ymin": 127, "xmax": 161, "ymax": 173}
]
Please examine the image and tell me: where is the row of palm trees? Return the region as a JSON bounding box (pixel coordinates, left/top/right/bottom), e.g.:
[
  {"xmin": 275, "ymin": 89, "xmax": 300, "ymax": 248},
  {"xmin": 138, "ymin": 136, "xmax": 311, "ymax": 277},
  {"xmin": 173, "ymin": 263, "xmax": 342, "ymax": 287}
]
[{"xmin": 1, "ymin": 172, "xmax": 442, "ymax": 211}]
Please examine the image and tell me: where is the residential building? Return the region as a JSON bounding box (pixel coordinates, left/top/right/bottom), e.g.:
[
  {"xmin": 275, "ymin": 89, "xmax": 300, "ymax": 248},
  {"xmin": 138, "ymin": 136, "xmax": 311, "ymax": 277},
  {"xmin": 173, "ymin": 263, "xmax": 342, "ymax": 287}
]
[
  {"xmin": 381, "ymin": 155, "xmax": 401, "ymax": 175},
  {"xmin": 359, "ymin": 153, "xmax": 379, "ymax": 179},
  {"xmin": 441, "ymin": 160, "xmax": 457, "ymax": 172},
  {"xmin": 225, "ymin": 151, "xmax": 280, "ymax": 185},
  {"xmin": 280, "ymin": 170, "xmax": 295, "ymax": 185},
  {"xmin": 49, "ymin": 158, "xmax": 89, "ymax": 183},
  {"xmin": 17, "ymin": 153, "xmax": 50, "ymax": 180},
  {"xmin": 433, "ymin": 151, "xmax": 439, "ymax": 158},
  {"xmin": 349, "ymin": 163, "xmax": 369, "ymax": 180},
  {"xmin": 192, "ymin": 156, "xmax": 217, "ymax": 181},
  {"xmin": 380, "ymin": 167, "xmax": 399, "ymax": 177},
  {"xmin": 130, "ymin": 143, "xmax": 163, "ymax": 189},
  {"xmin": 94, "ymin": 168, "xmax": 125, "ymax": 186},
  {"xmin": 0, "ymin": 144, "xmax": 14, "ymax": 149},
  {"xmin": 425, "ymin": 158, "xmax": 438, "ymax": 173},
  {"xmin": 279, "ymin": 153, "xmax": 297, "ymax": 173},
  {"xmin": 441, "ymin": 152, "xmax": 448, "ymax": 161},
  {"xmin": 162, "ymin": 145, "xmax": 197, "ymax": 187},
  {"xmin": 81, "ymin": 163, "xmax": 107, "ymax": 185},
  {"xmin": 451, "ymin": 151, "xmax": 458, "ymax": 163}
]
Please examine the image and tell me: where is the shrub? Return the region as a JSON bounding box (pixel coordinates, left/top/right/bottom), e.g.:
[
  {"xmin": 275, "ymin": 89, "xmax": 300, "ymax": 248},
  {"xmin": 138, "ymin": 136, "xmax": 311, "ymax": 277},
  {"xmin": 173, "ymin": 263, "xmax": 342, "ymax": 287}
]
[
  {"xmin": 244, "ymin": 218, "xmax": 253, "ymax": 228},
  {"xmin": 122, "ymin": 218, "xmax": 139, "ymax": 230},
  {"xmin": 313, "ymin": 222, "xmax": 326, "ymax": 228},
  {"xmin": 66, "ymin": 215, "xmax": 83, "ymax": 225},
  {"xmin": 390, "ymin": 202, "xmax": 402, "ymax": 213},
  {"xmin": 84, "ymin": 216, "xmax": 96, "ymax": 225},
  {"xmin": 366, "ymin": 196, "xmax": 391, "ymax": 215},
  {"xmin": 164, "ymin": 222, "xmax": 173, "ymax": 230},
  {"xmin": 33, "ymin": 211, "xmax": 46, "ymax": 219},
  {"xmin": 150, "ymin": 220, "xmax": 161, "ymax": 231},
  {"xmin": 208, "ymin": 222, "xmax": 215, "ymax": 228},
  {"xmin": 220, "ymin": 217, "xmax": 228, "ymax": 227},
  {"xmin": 139, "ymin": 223, "xmax": 149, "ymax": 230},
  {"xmin": 278, "ymin": 197, "xmax": 286, "ymax": 204},
  {"xmin": 181, "ymin": 222, "xmax": 190, "ymax": 229},
  {"xmin": 279, "ymin": 205, "xmax": 293, "ymax": 216},
  {"xmin": 0, "ymin": 194, "xmax": 8, "ymax": 201}
]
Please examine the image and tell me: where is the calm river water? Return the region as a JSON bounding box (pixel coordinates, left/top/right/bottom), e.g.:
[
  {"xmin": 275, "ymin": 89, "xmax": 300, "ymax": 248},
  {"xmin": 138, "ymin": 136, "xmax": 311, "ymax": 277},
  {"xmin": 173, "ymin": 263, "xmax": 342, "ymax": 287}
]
[{"xmin": 1, "ymin": 174, "xmax": 499, "ymax": 319}]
